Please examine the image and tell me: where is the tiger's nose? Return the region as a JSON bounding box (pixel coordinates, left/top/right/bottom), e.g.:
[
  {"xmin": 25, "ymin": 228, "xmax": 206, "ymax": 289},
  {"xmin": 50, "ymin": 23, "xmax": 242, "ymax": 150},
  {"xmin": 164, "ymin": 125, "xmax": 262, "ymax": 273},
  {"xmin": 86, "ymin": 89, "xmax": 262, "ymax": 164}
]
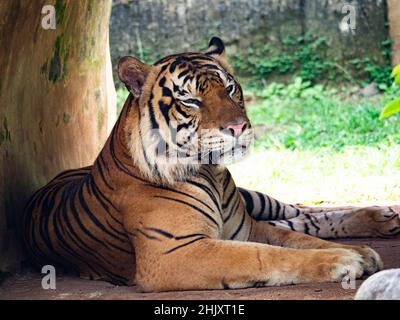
[{"xmin": 224, "ymin": 120, "xmax": 248, "ymax": 137}]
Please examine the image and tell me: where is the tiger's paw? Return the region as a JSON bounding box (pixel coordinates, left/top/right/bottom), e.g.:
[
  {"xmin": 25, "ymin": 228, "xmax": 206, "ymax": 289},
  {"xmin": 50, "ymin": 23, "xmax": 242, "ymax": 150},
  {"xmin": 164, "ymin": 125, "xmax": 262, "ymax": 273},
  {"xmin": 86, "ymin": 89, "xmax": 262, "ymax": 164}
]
[
  {"xmin": 317, "ymin": 248, "xmax": 365, "ymax": 282},
  {"xmin": 311, "ymin": 247, "xmax": 381, "ymax": 283},
  {"xmin": 345, "ymin": 206, "xmax": 400, "ymax": 238},
  {"xmin": 364, "ymin": 206, "xmax": 400, "ymax": 238},
  {"xmin": 345, "ymin": 245, "xmax": 383, "ymax": 275}
]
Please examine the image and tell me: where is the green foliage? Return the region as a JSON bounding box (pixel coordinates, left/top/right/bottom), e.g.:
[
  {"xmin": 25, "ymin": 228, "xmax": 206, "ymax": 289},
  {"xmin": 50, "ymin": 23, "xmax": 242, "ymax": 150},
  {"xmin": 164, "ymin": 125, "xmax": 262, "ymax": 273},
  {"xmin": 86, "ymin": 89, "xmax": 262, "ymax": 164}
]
[
  {"xmin": 231, "ymin": 36, "xmax": 393, "ymax": 89},
  {"xmin": 349, "ymin": 57, "xmax": 392, "ymax": 89},
  {"xmin": 137, "ymin": 46, "xmax": 160, "ymax": 65},
  {"xmin": 380, "ymin": 65, "xmax": 400, "ymax": 119},
  {"xmin": 393, "ymin": 64, "xmax": 400, "ymax": 85},
  {"xmin": 231, "ymin": 35, "xmax": 334, "ymax": 86},
  {"xmin": 247, "ymin": 78, "xmax": 400, "ymax": 151},
  {"xmin": 380, "ymin": 98, "xmax": 400, "ymax": 119}
]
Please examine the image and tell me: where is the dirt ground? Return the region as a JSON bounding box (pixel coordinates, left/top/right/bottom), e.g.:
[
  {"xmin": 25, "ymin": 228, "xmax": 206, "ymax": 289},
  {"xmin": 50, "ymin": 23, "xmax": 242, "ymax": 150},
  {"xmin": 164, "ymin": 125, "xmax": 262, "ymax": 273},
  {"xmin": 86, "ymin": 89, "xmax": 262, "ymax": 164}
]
[{"xmin": 1, "ymin": 238, "xmax": 399, "ymax": 300}]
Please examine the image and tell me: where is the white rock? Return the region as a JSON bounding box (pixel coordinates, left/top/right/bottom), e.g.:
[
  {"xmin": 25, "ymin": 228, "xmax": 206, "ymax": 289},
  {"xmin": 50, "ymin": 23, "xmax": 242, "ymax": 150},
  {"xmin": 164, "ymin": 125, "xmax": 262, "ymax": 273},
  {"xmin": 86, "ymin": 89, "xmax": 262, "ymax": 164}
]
[{"xmin": 355, "ymin": 269, "xmax": 400, "ymax": 300}]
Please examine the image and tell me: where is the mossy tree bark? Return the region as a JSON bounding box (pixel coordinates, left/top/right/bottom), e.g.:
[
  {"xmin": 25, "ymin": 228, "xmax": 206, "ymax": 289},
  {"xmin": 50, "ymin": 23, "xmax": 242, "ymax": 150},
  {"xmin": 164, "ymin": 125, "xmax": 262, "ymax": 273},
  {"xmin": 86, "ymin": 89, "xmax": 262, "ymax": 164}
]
[
  {"xmin": 388, "ymin": 0, "xmax": 400, "ymax": 66},
  {"xmin": 0, "ymin": 0, "xmax": 116, "ymax": 273}
]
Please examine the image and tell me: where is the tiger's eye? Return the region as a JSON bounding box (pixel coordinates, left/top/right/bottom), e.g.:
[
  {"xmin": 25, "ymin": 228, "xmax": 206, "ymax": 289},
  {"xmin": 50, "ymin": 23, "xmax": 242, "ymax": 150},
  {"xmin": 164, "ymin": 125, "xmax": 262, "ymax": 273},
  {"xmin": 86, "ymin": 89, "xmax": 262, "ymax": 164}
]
[
  {"xmin": 182, "ymin": 99, "xmax": 201, "ymax": 108},
  {"xmin": 227, "ymin": 85, "xmax": 235, "ymax": 95}
]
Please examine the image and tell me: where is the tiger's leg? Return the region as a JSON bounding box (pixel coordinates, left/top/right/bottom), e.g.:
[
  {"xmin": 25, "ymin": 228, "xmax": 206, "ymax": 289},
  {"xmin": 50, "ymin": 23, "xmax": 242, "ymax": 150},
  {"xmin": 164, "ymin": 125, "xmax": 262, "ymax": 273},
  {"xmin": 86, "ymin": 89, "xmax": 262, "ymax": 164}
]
[
  {"xmin": 267, "ymin": 206, "xmax": 400, "ymax": 239},
  {"xmin": 126, "ymin": 204, "xmax": 381, "ymax": 292},
  {"xmin": 250, "ymin": 220, "xmax": 382, "ymax": 274},
  {"xmin": 239, "ymin": 188, "xmax": 400, "ymax": 238},
  {"xmin": 238, "ymin": 187, "xmax": 355, "ymax": 220},
  {"xmin": 132, "ymin": 230, "xmax": 372, "ymax": 292}
]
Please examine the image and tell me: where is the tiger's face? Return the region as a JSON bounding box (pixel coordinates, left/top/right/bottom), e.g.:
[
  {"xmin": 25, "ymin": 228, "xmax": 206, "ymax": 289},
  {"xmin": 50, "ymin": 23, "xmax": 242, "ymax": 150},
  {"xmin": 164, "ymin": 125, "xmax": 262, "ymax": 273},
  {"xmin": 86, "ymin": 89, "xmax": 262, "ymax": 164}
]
[{"xmin": 118, "ymin": 37, "xmax": 253, "ymax": 183}]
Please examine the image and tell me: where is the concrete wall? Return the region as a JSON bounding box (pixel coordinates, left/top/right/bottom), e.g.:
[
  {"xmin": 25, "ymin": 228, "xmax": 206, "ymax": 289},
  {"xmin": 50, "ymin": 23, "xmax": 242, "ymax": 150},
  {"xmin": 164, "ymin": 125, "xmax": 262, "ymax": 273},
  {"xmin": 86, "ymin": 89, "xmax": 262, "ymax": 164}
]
[{"xmin": 110, "ymin": 0, "xmax": 389, "ymax": 82}]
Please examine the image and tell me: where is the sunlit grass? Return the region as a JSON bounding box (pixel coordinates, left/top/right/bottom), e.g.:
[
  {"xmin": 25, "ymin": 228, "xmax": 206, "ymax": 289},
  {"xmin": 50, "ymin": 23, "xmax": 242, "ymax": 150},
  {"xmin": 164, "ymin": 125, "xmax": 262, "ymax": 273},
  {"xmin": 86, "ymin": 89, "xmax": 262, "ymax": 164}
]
[{"xmin": 229, "ymin": 145, "xmax": 400, "ymax": 205}]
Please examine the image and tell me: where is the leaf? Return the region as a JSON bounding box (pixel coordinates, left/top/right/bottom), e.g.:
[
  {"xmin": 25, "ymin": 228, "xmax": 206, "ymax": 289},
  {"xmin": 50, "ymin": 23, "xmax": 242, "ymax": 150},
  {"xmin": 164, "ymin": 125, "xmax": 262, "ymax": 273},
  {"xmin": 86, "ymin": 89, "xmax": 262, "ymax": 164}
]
[
  {"xmin": 380, "ymin": 98, "xmax": 400, "ymax": 119},
  {"xmin": 395, "ymin": 73, "xmax": 400, "ymax": 85},
  {"xmin": 391, "ymin": 64, "xmax": 400, "ymax": 78}
]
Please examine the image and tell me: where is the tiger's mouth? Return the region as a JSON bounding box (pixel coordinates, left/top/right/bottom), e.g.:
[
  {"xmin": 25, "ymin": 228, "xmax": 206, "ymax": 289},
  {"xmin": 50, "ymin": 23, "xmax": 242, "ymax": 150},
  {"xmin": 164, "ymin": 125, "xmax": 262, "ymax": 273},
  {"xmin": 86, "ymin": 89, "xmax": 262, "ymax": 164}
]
[
  {"xmin": 189, "ymin": 128, "xmax": 254, "ymax": 165},
  {"xmin": 147, "ymin": 125, "xmax": 253, "ymax": 166}
]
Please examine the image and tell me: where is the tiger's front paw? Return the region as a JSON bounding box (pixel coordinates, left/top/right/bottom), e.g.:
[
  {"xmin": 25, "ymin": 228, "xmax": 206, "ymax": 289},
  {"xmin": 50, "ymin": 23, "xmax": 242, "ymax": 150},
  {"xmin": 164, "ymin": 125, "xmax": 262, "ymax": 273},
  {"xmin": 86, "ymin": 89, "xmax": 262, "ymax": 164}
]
[
  {"xmin": 310, "ymin": 246, "xmax": 381, "ymax": 283},
  {"xmin": 305, "ymin": 248, "xmax": 365, "ymax": 283},
  {"xmin": 345, "ymin": 245, "xmax": 383, "ymax": 275}
]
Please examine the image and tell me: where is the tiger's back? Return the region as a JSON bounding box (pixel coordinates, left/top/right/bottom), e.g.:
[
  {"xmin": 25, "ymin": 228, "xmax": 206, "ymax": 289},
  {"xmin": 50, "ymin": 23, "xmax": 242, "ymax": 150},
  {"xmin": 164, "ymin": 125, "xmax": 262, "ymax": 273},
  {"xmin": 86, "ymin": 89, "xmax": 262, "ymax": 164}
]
[{"xmin": 23, "ymin": 165, "xmax": 136, "ymax": 285}]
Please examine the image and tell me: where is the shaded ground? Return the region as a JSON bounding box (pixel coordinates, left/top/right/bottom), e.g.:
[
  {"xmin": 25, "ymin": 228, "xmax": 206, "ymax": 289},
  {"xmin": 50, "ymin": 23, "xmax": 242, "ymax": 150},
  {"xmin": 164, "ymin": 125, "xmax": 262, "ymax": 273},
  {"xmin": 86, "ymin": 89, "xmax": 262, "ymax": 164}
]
[{"xmin": 1, "ymin": 238, "xmax": 399, "ymax": 300}]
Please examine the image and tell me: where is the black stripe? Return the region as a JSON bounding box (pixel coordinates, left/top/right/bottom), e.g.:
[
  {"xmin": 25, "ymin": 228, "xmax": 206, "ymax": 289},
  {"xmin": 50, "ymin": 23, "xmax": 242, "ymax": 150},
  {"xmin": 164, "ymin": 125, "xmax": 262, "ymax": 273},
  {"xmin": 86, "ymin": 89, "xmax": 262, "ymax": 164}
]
[
  {"xmin": 223, "ymin": 171, "xmax": 232, "ymax": 189},
  {"xmin": 158, "ymin": 100, "xmax": 171, "ymax": 123},
  {"xmin": 274, "ymin": 200, "xmax": 281, "ymax": 220},
  {"xmin": 187, "ymin": 179, "xmax": 221, "ymax": 212},
  {"xmin": 58, "ymin": 184, "xmax": 126, "ymax": 279},
  {"xmin": 287, "ymin": 220, "xmax": 295, "ymax": 231},
  {"xmin": 145, "ymin": 183, "xmax": 217, "ymax": 213},
  {"xmin": 174, "ymin": 233, "xmax": 208, "ymax": 240},
  {"xmin": 222, "ymin": 188, "xmax": 236, "ymax": 210},
  {"xmin": 145, "ymin": 227, "xmax": 174, "ymax": 239},
  {"xmin": 155, "ymin": 196, "xmax": 220, "ymax": 228},
  {"xmin": 87, "ymin": 175, "xmax": 123, "ymax": 226},
  {"xmin": 95, "ymin": 159, "xmax": 114, "ymax": 190},
  {"xmin": 178, "ymin": 69, "xmax": 190, "ymax": 79},
  {"xmin": 238, "ymin": 188, "xmax": 254, "ymax": 215},
  {"xmin": 77, "ymin": 186, "xmax": 127, "ymax": 244},
  {"xmin": 304, "ymin": 213, "xmax": 320, "ymax": 233},
  {"xmin": 175, "ymin": 103, "xmax": 191, "ymax": 118},
  {"xmin": 68, "ymin": 182, "xmax": 111, "ymax": 250},
  {"xmin": 199, "ymin": 171, "xmax": 221, "ymax": 199},
  {"xmin": 230, "ymin": 213, "xmax": 246, "ymax": 239},
  {"xmin": 267, "ymin": 197, "xmax": 273, "ymax": 219},
  {"xmin": 304, "ymin": 221, "xmax": 310, "ymax": 235},
  {"xmin": 136, "ymin": 229, "xmax": 162, "ymax": 241},
  {"xmin": 256, "ymin": 192, "xmax": 266, "ymax": 220},
  {"xmin": 108, "ymin": 129, "xmax": 148, "ymax": 183},
  {"xmin": 223, "ymin": 196, "xmax": 240, "ymax": 223},
  {"xmin": 148, "ymin": 99, "xmax": 159, "ymax": 129},
  {"xmin": 163, "ymin": 236, "xmax": 206, "ymax": 254},
  {"xmin": 247, "ymin": 218, "xmax": 254, "ymax": 241}
]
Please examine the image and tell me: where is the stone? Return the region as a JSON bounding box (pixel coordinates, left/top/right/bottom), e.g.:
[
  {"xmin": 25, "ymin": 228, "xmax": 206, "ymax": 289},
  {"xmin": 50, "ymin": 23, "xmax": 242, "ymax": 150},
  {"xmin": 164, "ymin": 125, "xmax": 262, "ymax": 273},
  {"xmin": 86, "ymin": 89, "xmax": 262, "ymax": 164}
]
[
  {"xmin": 360, "ymin": 82, "xmax": 379, "ymax": 98},
  {"xmin": 355, "ymin": 269, "xmax": 400, "ymax": 300}
]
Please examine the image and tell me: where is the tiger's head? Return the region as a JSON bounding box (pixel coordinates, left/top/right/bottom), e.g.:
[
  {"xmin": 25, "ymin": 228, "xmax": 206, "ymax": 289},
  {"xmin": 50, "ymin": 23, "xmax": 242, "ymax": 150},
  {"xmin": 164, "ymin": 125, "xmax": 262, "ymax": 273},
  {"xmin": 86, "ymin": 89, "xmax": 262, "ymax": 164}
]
[{"xmin": 118, "ymin": 37, "xmax": 253, "ymax": 184}]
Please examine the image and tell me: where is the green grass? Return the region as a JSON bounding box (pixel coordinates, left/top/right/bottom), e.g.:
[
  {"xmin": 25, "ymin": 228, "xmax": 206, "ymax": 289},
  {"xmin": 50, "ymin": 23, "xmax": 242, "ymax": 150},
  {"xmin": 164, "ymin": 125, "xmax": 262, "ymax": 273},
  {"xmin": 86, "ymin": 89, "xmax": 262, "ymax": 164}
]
[
  {"xmin": 246, "ymin": 78, "xmax": 400, "ymax": 151},
  {"xmin": 229, "ymin": 79, "xmax": 400, "ymax": 205}
]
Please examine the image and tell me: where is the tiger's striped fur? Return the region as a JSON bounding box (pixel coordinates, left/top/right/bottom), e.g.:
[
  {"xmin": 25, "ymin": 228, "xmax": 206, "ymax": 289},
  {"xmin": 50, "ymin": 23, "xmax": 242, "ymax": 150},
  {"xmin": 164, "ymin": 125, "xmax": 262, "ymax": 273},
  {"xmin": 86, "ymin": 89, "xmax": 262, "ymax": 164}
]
[{"xmin": 23, "ymin": 37, "xmax": 400, "ymax": 292}]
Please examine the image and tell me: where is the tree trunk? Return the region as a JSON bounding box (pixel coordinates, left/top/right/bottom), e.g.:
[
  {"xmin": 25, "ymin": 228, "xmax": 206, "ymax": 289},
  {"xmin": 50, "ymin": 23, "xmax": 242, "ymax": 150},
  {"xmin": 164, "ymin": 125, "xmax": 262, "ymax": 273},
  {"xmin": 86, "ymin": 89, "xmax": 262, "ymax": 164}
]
[
  {"xmin": 388, "ymin": 0, "xmax": 400, "ymax": 66},
  {"xmin": 0, "ymin": 0, "xmax": 116, "ymax": 273}
]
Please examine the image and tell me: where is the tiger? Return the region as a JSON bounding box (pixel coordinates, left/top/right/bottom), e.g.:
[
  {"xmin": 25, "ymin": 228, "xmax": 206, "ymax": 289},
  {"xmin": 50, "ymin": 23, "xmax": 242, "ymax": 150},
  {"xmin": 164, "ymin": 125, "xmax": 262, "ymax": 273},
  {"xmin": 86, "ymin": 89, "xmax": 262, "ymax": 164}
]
[{"xmin": 23, "ymin": 37, "xmax": 400, "ymax": 292}]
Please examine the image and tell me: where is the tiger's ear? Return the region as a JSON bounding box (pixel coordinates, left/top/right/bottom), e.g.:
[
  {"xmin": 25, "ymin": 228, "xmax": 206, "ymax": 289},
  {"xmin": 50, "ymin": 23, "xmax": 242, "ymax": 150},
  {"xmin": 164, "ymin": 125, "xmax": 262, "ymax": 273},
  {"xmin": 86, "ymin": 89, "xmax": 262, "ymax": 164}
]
[
  {"xmin": 206, "ymin": 37, "xmax": 226, "ymax": 60},
  {"xmin": 118, "ymin": 56, "xmax": 151, "ymax": 98}
]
